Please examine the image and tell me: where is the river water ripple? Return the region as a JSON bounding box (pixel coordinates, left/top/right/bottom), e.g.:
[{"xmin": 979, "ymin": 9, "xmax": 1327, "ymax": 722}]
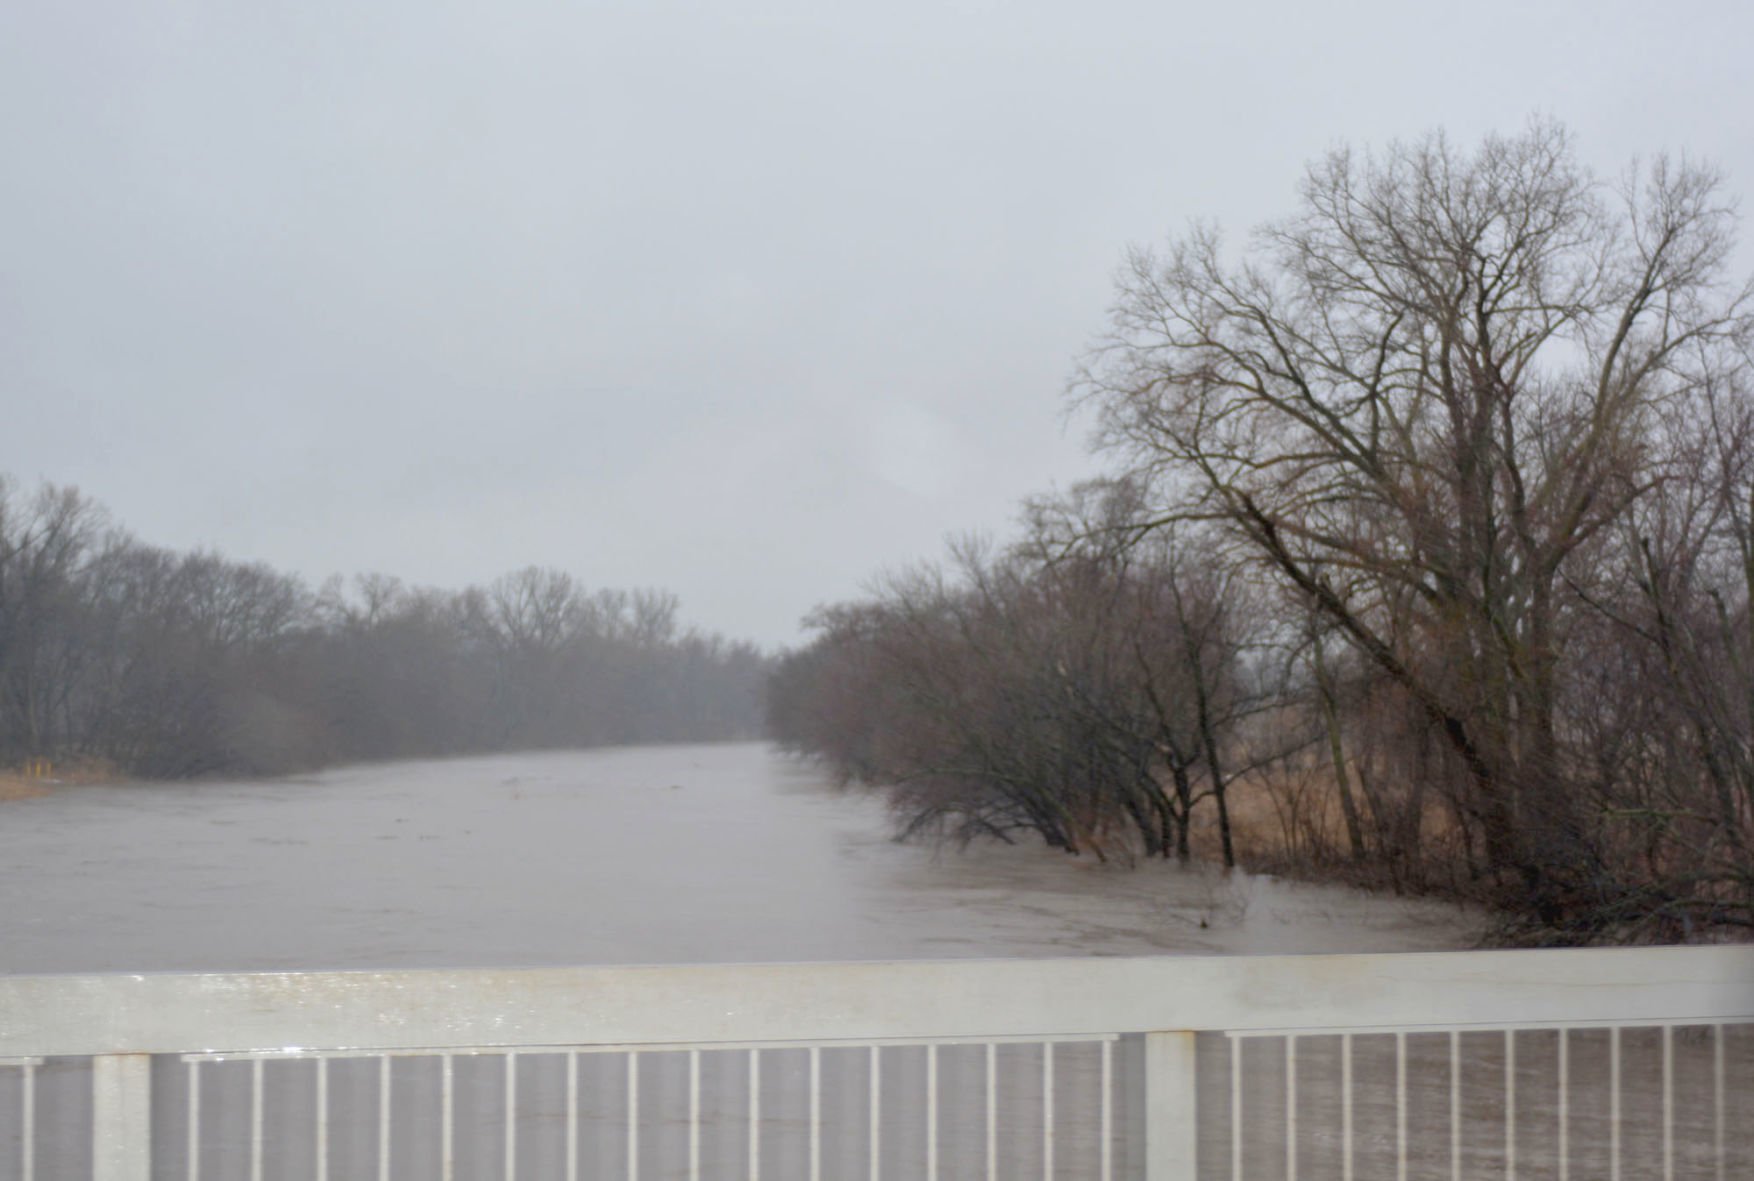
[{"xmin": 0, "ymin": 741, "xmax": 1478, "ymax": 973}]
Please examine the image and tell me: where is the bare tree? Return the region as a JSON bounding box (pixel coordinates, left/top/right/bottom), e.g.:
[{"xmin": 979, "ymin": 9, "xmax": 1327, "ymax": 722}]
[
  {"xmin": 768, "ymin": 489, "xmax": 1262, "ymax": 864},
  {"xmin": 1076, "ymin": 121, "xmax": 1754, "ymax": 933},
  {"xmin": 0, "ymin": 477, "xmax": 768, "ymax": 778},
  {"xmin": 0, "ymin": 480, "xmax": 105, "ymax": 761}
]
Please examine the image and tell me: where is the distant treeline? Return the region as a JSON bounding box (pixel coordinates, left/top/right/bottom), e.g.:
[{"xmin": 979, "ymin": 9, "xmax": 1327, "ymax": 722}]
[
  {"xmin": 0, "ymin": 476, "xmax": 769, "ymax": 778},
  {"xmin": 770, "ymin": 126, "xmax": 1754, "ymax": 944}
]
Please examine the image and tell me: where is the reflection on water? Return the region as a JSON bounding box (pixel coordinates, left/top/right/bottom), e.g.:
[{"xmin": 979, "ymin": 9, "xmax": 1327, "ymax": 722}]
[{"xmin": 0, "ymin": 742, "xmax": 1477, "ymax": 973}]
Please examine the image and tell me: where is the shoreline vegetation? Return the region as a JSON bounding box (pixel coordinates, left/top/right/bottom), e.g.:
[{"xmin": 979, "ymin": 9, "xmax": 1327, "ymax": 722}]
[
  {"xmin": 769, "ymin": 124, "xmax": 1754, "ymax": 948},
  {"xmin": 0, "ymin": 476, "xmax": 770, "ymax": 783},
  {"xmin": 0, "ymin": 755, "xmax": 119, "ymax": 799}
]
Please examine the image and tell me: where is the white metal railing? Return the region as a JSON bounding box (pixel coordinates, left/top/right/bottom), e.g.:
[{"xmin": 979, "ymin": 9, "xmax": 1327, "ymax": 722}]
[{"xmin": 0, "ymin": 946, "xmax": 1750, "ymax": 1179}]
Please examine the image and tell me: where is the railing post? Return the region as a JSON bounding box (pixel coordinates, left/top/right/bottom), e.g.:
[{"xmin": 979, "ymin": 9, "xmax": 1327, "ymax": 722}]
[
  {"xmin": 92, "ymin": 1053, "xmax": 152, "ymax": 1181},
  {"xmin": 1145, "ymin": 1030, "xmax": 1198, "ymax": 1181}
]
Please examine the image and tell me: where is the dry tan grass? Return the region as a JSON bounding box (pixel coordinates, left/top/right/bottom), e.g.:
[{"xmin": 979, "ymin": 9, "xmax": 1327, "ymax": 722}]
[
  {"xmin": 1187, "ymin": 762, "xmax": 1474, "ymax": 889},
  {"xmin": 1188, "ymin": 767, "xmax": 1346, "ymax": 864},
  {"xmin": 0, "ymin": 757, "xmax": 123, "ymax": 801},
  {"xmin": 0, "ymin": 776, "xmax": 48, "ymax": 801}
]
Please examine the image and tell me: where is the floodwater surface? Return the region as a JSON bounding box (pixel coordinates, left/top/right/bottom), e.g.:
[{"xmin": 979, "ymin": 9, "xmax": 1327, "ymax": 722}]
[{"xmin": 0, "ymin": 742, "xmax": 1477, "ymax": 973}]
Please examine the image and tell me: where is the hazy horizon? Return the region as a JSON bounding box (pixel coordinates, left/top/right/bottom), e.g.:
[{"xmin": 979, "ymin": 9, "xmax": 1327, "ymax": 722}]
[{"xmin": 5, "ymin": 0, "xmax": 1750, "ymax": 649}]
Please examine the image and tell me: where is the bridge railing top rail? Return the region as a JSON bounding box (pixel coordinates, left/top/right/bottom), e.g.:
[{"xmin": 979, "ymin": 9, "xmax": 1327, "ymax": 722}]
[{"xmin": 3, "ymin": 946, "xmax": 1750, "ymax": 1059}]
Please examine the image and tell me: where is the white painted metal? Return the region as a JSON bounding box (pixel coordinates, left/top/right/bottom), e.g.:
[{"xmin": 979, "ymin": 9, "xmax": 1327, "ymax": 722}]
[
  {"xmin": 926, "ymin": 1041, "xmax": 938, "ymax": 1181},
  {"xmin": 1042, "ymin": 1040, "xmax": 1054, "ymax": 1181},
  {"xmin": 1100, "ymin": 1036, "xmax": 1113, "ymax": 1181},
  {"xmin": 1714, "ymin": 1025, "xmax": 1726, "ymax": 1181},
  {"xmin": 183, "ymin": 1066, "xmax": 204, "ymax": 1181},
  {"xmin": 1221, "ymin": 1014, "xmax": 1731, "ymax": 1036},
  {"xmin": 3, "ymin": 948, "xmax": 1752, "ymax": 1180},
  {"xmin": 503, "ymin": 1050, "xmax": 517, "ymax": 1181},
  {"xmin": 377, "ymin": 1052, "xmax": 391, "ymax": 1179},
  {"xmin": 178, "ymin": 1030, "xmax": 1110, "ymax": 1061},
  {"xmin": 21, "ymin": 1059, "xmax": 34, "ymax": 1181},
  {"xmin": 566, "ymin": 1051, "xmax": 579, "ymax": 1181},
  {"xmin": 808, "ymin": 1045, "xmax": 821, "ymax": 1181},
  {"xmin": 1449, "ymin": 1030, "xmax": 1461, "ymax": 1181},
  {"xmin": 625, "ymin": 1051, "xmax": 638, "ymax": 1181},
  {"xmin": 1557, "ymin": 1029, "xmax": 1568, "ymax": 1181},
  {"xmin": 440, "ymin": 1052, "xmax": 454, "ymax": 1181},
  {"xmin": 1144, "ymin": 1030, "xmax": 1196, "ymax": 1181},
  {"xmin": 4, "ymin": 948, "xmax": 1748, "ymax": 1059},
  {"xmin": 1506, "ymin": 1029, "xmax": 1516, "ymax": 1181},
  {"xmin": 1663, "ymin": 1025, "xmax": 1674, "ymax": 1181},
  {"xmin": 249, "ymin": 1057, "xmax": 263, "ymax": 1181},
  {"xmin": 1341, "ymin": 1032, "xmax": 1353, "ymax": 1181},
  {"xmin": 1229, "ymin": 1035, "xmax": 1243, "ymax": 1181},
  {"xmin": 748, "ymin": 1047, "xmax": 760, "ymax": 1181},
  {"xmin": 867, "ymin": 1045, "xmax": 880, "ymax": 1181},
  {"xmin": 984, "ymin": 1041, "xmax": 996, "ymax": 1181},
  {"xmin": 315, "ymin": 1054, "xmax": 329, "ymax": 1181},
  {"xmin": 91, "ymin": 1053, "xmax": 150, "ymax": 1181},
  {"xmin": 687, "ymin": 1048, "xmax": 700, "ymax": 1181},
  {"xmin": 1286, "ymin": 1035, "xmax": 1299, "ymax": 1181},
  {"xmin": 1610, "ymin": 1026, "xmax": 1621, "ymax": 1181},
  {"xmin": 1395, "ymin": 1031, "xmax": 1407, "ymax": 1181}
]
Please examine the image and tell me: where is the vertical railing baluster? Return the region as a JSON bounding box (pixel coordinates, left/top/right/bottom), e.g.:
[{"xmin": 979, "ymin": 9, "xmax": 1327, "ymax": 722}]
[
  {"xmin": 315, "ymin": 1057, "xmax": 329, "ymax": 1181},
  {"xmin": 1231, "ymin": 1037, "xmax": 1243, "ymax": 1181},
  {"xmin": 92, "ymin": 1053, "xmax": 151, "ymax": 1181},
  {"xmin": 627, "ymin": 1052, "xmax": 640, "ymax": 1181},
  {"xmin": 926, "ymin": 1043, "xmax": 938, "ymax": 1181},
  {"xmin": 985, "ymin": 1043, "xmax": 997, "ymax": 1181},
  {"xmin": 1342, "ymin": 1033, "xmax": 1353, "ymax": 1181},
  {"xmin": 441, "ymin": 1053, "xmax": 454, "ymax": 1181},
  {"xmin": 1100, "ymin": 1039, "xmax": 1113, "ymax": 1181},
  {"xmin": 748, "ymin": 1048, "xmax": 761, "ymax": 1181},
  {"xmin": 1144, "ymin": 1031, "xmax": 1197, "ymax": 1181},
  {"xmin": 566, "ymin": 1052, "xmax": 578, "ymax": 1181},
  {"xmin": 1286, "ymin": 1035, "xmax": 1298, "ymax": 1181},
  {"xmin": 1558, "ymin": 1030, "xmax": 1568, "ymax": 1181},
  {"xmin": 1505, "ymin": 1030, "xmax": 1516, "ymax": 1181},
  {"xmin": 21, "ymin": 1060, "xmax": 35, "ymax": 1181},
  {"xmin": 250, "ymin": 1058, "xmax": 265, "ymax": 1181},
  {"xmin": 868, "ymin": 1045, "xmax": 881, "ymax": 1181},
  {"xmin": 688, "ymin": 1050, "xmax": 700, "ymax": 1181},
  {"xmin": 1042, "ymin": 1041, "xmax": 1054, "ymax": 1181},
  {"xmin": 1395, "ymin": 1032, "xmax": 1407, "ymax": 1181},
  {"xmin": 505, "ymin": 1052, "xmax": 518, "ymax": 1181},
  {"xmin": 378, "ymin": 1056, "xmax": 391, "ymax": 1181},
  {"xmin": 1662, "ymin": 1026, "xmax": 1673, "ymax": 1181},
  {"xmin": 1450, "ymin": 1031, "xmax": 1461, "ymax": 1181},
  {"xmin": 809, "ymin": 1046, "xmax": 822, "ymax": 1181},
  {"xmin": 1610, "ymin": 1028, "xmax": 1621, "ymax": 1181},
  {"xmin": 1714, "ymin": 1025, "xmax": 1726, "ymax": 1181},
  {"xmin": 187, "ymin": 1060, "xmax": 200, "ymax": 1181}
]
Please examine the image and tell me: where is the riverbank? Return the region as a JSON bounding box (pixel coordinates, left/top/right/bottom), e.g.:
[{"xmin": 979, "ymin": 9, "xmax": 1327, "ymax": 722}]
[
  {"xmin": 0, "ymin": 757, "xmax": 122, "ymax": 800},
  {"xmin": 0, "ymin": 775, "xmax": 47, "ymax": 801}
]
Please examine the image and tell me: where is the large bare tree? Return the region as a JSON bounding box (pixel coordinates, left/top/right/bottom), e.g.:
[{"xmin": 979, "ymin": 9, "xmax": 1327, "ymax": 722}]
[{"xmin": 1076, "ymin": 122, "xmax": 1754, "ymax": 930}]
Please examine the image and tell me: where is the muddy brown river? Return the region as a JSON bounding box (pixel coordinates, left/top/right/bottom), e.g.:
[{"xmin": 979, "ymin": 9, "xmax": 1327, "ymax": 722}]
[{"xmin": 0, "ymin": 741, "xmax": 1478, "ymax": 973}]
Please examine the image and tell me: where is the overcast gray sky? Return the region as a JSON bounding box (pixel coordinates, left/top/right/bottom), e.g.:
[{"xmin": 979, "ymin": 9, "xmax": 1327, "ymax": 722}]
[{"xmin": 4, "ymin": 0, "xmax": 1750, "ymax": 649}]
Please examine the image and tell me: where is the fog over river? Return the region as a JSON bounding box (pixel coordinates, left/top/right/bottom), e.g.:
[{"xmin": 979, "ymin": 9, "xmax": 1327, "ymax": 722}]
[{"xmin": 1, "ymin": 742, "xmax": 1477, "ymax": 973}]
